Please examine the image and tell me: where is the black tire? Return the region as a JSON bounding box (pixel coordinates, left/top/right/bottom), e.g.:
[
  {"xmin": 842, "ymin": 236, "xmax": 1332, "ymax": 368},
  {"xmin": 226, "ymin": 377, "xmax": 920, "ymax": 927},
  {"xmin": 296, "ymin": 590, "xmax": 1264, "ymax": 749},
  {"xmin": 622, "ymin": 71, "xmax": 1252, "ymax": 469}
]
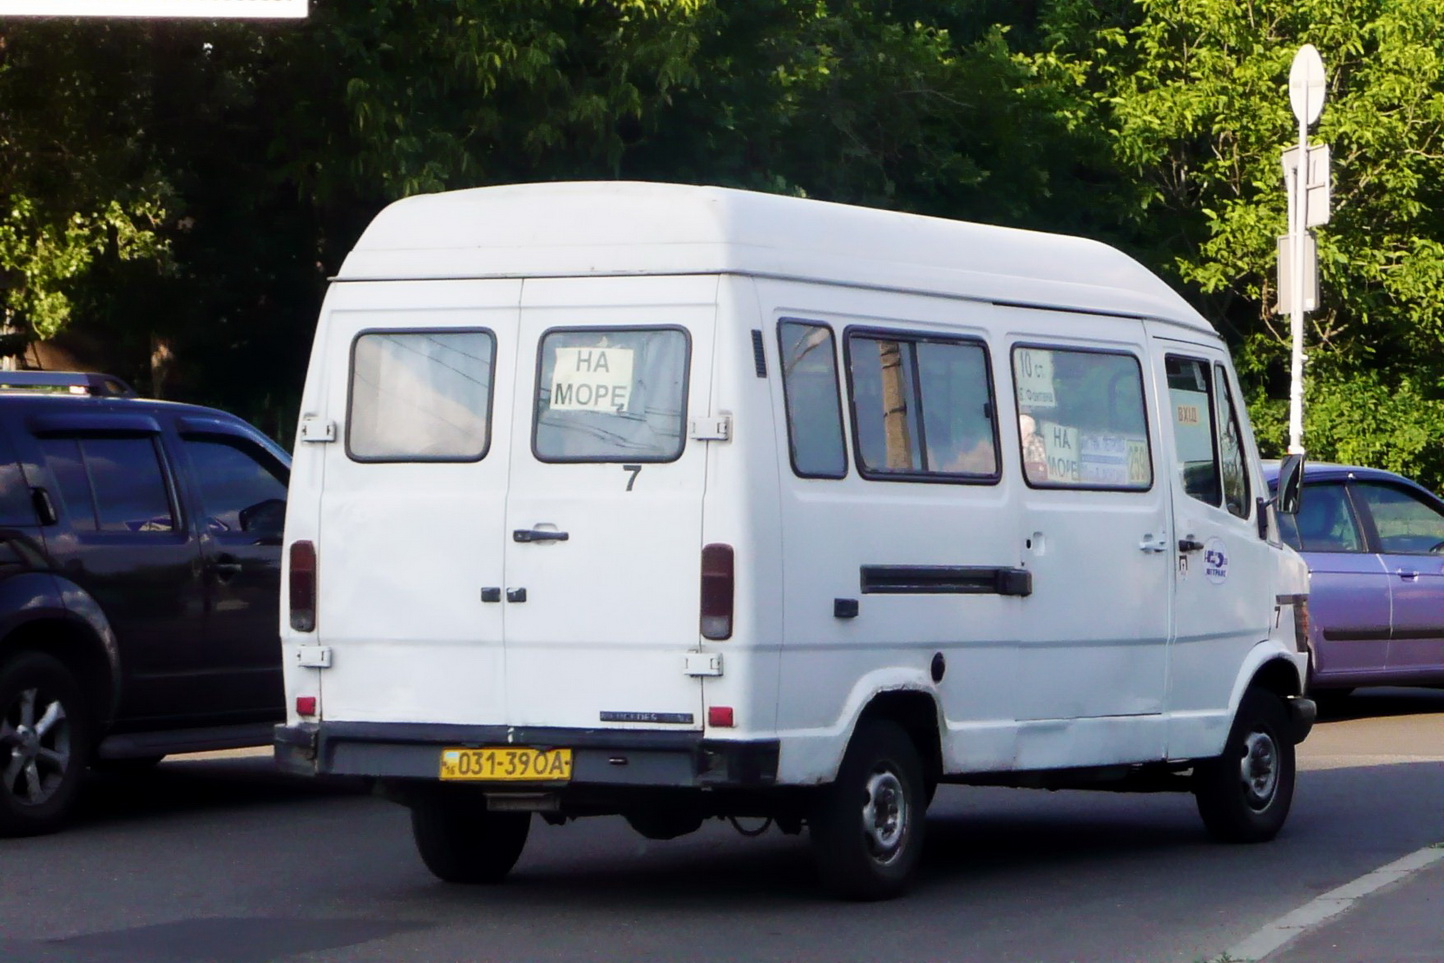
[
  {"xmin": 410, "ymin": 786, "xmax": 531, "ymax": 884},
  {"xmin": 0, "ymin": 651, "xmax": 91, "ymax": 837},
  {"xmin": 809, "ymin": 720, "xmax": 926, "ymax": 901},
  {"xmin": 1193, "ymin": 688, "xmax": 1296, "ymax": 843}
]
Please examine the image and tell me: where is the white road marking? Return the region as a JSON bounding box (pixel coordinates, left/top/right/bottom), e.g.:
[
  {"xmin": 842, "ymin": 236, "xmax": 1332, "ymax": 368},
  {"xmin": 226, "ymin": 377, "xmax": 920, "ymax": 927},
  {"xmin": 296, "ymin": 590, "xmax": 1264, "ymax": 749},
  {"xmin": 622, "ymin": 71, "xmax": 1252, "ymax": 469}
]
[{"xmin": 1224, "ymin": 845, "xmax": 1444, "ymax": 961}]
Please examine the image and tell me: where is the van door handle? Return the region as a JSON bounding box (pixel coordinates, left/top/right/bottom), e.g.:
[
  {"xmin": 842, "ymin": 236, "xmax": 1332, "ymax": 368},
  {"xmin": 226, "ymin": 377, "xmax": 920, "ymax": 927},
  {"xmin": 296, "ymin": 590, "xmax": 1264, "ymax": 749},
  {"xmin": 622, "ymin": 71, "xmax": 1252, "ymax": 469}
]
[
  {"xmin": 513, "ymin": 529, "xmax": 569, "ymax": 543},
  {"xmin": 1178, "ymin": 538, "xmax": 1205, "ymax": 553},
  {"xmin": 1398, "ymin": 570, "xmax": 1419, "ymax": 581},
  {"xmin": 1139, "ymin": 535, "xmax": 1168, "ymax": 554}
]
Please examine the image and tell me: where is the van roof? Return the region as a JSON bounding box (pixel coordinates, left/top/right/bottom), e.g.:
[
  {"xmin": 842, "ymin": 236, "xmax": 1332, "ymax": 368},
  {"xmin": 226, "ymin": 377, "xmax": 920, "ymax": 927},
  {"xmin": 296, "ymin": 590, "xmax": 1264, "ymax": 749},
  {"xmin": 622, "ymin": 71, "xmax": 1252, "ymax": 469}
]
[{"xmin": 338, "ymin": 181, "xmax": 1215, "ymax": 335}]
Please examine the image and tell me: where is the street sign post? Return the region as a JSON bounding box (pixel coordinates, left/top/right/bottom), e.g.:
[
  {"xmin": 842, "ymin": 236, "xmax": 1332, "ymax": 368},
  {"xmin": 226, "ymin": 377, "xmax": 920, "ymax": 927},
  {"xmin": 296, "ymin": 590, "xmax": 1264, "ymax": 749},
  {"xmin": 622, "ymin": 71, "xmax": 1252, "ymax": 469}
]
[{"xmin": 1282, "ymin": 44, "xmax": 1328, "ymax": 456}]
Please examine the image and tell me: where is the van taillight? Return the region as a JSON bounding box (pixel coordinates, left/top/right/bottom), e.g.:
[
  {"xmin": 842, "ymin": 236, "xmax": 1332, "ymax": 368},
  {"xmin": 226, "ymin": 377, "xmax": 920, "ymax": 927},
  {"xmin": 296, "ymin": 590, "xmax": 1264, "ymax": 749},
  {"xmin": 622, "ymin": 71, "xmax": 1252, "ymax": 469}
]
[
  {"xmin": 700, "ymin": 543, "xmax": 734, "ymax": 640},
  {"xmin": 290, "ymin": 540, "xmax": 317, "ymax": 632}
]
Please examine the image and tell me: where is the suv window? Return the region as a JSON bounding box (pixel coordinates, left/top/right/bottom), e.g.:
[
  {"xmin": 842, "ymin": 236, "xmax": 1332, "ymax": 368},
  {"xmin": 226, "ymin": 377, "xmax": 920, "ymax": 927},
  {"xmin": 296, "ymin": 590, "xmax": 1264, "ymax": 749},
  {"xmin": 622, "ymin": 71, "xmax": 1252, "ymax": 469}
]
[
  {"xmin": 40, "ymin": 436, "xmax": 175, "ymax": 533},
  {"xmin": 0, "ymin": 427, "xmax": 35, "ymax": 526},
  {"xmin": 183, "ymin": 437, "xmax": 288, "ymax": 537}
]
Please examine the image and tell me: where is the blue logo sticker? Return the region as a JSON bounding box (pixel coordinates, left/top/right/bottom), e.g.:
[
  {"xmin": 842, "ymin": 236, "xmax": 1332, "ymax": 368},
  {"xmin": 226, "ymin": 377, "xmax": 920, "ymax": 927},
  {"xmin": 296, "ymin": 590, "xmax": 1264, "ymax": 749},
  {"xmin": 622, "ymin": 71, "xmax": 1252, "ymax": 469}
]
[{"xmin": 1204, "ymin": 537, "xmax": 1229, "ymax": 584}]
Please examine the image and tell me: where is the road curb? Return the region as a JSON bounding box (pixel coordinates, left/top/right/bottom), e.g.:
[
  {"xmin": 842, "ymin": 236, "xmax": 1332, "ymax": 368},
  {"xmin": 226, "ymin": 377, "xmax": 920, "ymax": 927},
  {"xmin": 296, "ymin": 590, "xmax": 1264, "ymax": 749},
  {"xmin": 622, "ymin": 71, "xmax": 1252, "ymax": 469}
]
[{"xmin": 1224, "ymin": 844, "xmax": 1444, "ymax": 962}]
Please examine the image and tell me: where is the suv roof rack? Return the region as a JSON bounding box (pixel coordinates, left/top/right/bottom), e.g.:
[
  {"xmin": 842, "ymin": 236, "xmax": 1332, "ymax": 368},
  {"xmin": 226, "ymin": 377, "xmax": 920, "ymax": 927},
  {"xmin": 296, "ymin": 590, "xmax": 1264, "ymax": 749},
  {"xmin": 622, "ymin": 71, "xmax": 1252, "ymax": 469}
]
[{"xmin": 0, "ymin": 371, "xmax": 137, "ymax": 398}]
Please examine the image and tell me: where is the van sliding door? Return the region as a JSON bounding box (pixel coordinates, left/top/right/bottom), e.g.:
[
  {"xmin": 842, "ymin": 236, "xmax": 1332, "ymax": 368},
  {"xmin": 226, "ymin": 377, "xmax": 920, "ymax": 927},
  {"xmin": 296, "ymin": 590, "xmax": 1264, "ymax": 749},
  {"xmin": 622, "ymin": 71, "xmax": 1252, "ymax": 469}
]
[{"xmin": 1009, "ymin": 318, "xmax": 1171, "ymax": 766}]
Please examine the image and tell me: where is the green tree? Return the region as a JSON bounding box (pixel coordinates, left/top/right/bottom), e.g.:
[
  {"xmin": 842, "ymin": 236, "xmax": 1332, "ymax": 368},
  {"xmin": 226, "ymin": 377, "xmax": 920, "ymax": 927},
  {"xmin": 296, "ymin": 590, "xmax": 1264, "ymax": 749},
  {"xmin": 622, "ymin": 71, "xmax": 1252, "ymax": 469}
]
[{"xmin": 1033, "ymin": 0, "xmax": 1444, "ymax": 487}]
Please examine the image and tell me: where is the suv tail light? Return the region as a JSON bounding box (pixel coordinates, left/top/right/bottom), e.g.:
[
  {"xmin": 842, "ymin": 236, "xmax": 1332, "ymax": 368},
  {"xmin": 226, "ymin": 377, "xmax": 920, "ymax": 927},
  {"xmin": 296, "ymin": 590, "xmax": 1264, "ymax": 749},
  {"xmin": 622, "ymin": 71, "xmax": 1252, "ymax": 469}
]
[
  {"xmin": 289, "ymin": 540, "xmax": 317, "ymax": 632},
  {"xmin": 700, "ymin": 543, "xmax": 734, "ymax": 640}
]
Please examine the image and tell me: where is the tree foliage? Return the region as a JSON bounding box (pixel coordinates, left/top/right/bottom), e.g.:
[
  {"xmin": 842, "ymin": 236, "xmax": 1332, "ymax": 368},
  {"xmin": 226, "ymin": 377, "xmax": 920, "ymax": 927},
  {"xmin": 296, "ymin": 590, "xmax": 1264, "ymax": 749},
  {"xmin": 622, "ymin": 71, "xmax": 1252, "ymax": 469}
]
[{"xmin": 5, "ymin": 0, "xmax": 1444, "ymax": 483}]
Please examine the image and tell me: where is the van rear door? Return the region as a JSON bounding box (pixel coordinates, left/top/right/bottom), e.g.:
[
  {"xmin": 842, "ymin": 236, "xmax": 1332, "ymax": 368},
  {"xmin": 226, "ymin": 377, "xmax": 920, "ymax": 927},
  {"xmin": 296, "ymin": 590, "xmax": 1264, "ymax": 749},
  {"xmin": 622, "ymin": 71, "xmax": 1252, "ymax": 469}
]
[
  {"xmin": 311, "ymin": 279, "xmax": 519, "ymax": 725},
  {"xmin": 500, "ymin": 276, "xmax": 716, "ymax": 730}
]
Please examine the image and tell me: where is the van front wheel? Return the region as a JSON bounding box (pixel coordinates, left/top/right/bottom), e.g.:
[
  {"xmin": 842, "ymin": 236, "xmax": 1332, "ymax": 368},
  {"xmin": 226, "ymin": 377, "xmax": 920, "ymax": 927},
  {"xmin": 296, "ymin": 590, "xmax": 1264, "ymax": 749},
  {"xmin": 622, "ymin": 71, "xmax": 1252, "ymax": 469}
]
[
  {"xmin": 809, "ymin": 720, "xmax": 926, "ymax": 901},
  {"xmin": 1193, "ymin": 688, "xmax": 1296, "ymax": 843},
  {"xmin": 409, "ymin": 787, "xmax": 531, "ymax": 883}
]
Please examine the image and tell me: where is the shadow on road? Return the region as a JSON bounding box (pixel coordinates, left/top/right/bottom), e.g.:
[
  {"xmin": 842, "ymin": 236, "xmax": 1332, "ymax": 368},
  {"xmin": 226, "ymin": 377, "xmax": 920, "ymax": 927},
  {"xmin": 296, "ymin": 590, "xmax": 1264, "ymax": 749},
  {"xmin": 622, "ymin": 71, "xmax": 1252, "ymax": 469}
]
[
  {"xmin": 1314, "ymin": 685, "xmax": 1444, "ymax": 722},
  {"xmin": 71, "ymin": 753, "xmax": 369, "ymax": 830}
]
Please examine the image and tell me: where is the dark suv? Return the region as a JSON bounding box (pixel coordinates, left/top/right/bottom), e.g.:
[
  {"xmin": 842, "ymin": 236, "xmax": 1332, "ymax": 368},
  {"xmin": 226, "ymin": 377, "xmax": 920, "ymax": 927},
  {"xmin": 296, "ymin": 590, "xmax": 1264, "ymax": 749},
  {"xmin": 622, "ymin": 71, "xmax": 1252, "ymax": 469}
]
[{"xmin": 0, "ymin": 372, "xmax": 289, "ymax": 835}]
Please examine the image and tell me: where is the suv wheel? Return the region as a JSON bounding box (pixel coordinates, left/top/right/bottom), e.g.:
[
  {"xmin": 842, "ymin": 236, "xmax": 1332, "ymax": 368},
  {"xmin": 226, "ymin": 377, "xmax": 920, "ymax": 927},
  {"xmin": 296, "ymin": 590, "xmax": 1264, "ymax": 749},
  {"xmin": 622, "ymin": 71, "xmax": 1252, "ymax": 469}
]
[{"xmin": 0, "ymin": 651, "xmax": 91, "ymax": 836}]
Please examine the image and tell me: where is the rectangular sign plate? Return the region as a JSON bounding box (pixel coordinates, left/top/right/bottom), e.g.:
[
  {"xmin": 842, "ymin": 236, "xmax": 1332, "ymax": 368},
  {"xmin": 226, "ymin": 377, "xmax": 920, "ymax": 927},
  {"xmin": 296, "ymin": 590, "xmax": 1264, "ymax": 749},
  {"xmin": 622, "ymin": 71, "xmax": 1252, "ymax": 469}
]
[
  {"xmin": 439, "ymin": 747, "xmax": 572, "ymax": 782},
  {"xmin": 0, "ymin": 1, "xmax": 307, "ymax": 17}
]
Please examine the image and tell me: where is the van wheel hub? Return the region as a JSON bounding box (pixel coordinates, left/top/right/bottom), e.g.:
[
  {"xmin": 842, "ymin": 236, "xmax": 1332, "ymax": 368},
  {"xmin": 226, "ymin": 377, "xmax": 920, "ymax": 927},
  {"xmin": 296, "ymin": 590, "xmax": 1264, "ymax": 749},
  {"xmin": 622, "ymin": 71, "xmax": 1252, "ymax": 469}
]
[
  {"xmin": 1240, "ymin": 730, "xmax": 1278, "ymax": 809},
  {"xmin": 861, "ymin": 769, "xmax": 907, "ymax": 862}
]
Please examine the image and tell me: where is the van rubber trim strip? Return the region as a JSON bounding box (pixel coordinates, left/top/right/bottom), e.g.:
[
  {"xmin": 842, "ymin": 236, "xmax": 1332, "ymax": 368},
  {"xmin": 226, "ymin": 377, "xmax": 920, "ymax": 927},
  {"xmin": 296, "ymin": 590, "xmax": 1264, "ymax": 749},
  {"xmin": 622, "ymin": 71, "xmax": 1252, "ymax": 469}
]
[{"xmin": 860, "ymin": 564, "xmax": 1032, "ymax": 597}]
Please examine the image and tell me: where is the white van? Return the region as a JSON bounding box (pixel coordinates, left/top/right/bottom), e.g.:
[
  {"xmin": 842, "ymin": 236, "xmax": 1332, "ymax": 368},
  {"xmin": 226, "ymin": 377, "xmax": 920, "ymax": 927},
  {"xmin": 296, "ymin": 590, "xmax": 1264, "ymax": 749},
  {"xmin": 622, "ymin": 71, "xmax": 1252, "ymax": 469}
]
[{"xmin": 275, "ymin": 182, "xmax": 1314, "ymax": 900}]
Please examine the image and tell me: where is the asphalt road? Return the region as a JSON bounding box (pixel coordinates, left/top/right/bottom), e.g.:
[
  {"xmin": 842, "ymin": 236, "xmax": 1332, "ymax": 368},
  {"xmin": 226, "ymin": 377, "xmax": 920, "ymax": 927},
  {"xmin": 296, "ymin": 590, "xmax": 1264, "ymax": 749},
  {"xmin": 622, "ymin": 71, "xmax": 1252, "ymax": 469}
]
[{"xmin": 2, "ymin": 688, "xmax": 1441, "ymax": 963}]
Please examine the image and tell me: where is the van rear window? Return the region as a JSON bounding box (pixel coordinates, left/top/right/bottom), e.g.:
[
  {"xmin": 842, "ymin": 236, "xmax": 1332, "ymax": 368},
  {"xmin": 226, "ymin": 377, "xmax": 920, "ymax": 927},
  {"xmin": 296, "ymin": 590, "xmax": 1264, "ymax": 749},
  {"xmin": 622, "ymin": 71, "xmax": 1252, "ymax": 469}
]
[
  {"xmin": 348, "ymin": 330, "xmax": 496, "ymax": 462},
  {"xmin": 533, "ymin": 327, "xmax": 689, "ymax": 462}
]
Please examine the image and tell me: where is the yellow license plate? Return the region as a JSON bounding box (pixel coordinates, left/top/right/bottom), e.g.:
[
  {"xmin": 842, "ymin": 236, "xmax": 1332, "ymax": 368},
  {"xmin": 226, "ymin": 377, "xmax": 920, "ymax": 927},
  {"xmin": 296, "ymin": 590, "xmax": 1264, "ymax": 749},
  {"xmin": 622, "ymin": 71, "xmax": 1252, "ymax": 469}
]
[{"xmin": 439, "ymin": 747, "xmax": 573, "ymax": 782}]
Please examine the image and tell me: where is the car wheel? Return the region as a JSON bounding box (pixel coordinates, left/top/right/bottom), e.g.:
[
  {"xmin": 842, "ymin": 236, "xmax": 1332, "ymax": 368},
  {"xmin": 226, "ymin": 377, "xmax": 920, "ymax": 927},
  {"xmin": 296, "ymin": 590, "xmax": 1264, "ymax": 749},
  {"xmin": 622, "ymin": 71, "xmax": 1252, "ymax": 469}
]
[
  {"xmin": 0, "ymin": 651, "xmax": 91, "ymax": 837},
  {"xmin": 1193, "ymin": 687, "xmax": 1296, "ymax": 843},
  {"xmin": 809, "ymin": 719, "xmax": 926, "ymax": 901},
  {"xmin": 410, "ymin": 786, "xmax": 531, "ymax": 884}
]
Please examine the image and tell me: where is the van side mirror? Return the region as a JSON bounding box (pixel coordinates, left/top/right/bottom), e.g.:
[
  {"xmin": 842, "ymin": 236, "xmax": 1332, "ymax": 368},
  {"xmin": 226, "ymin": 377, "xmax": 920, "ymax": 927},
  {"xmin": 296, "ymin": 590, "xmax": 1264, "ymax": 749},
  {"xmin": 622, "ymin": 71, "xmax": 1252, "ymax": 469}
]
[
  {"xmin": 1256, "ymin": 453, "xmax": 1305, "ymax": 540},
  {"xmin": 1275, "ymin": 453, "xmax": 1305, "ymax": 515}
]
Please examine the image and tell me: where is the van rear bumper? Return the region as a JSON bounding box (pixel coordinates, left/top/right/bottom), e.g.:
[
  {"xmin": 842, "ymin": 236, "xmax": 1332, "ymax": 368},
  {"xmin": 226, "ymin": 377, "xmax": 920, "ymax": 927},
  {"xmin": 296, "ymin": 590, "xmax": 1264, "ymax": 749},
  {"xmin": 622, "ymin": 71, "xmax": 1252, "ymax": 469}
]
[{"xmin": 274, "ymin": 721, "xmax": 780, "ymax": 789}]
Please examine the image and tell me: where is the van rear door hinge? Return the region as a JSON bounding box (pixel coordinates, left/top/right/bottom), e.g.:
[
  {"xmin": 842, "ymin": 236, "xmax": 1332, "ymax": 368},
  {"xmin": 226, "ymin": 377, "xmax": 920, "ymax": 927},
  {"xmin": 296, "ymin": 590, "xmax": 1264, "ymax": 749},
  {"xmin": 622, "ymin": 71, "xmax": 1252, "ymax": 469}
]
[
  {"xmin": 299, "ymin": 416, "xmax": 336, "ymax": 443},
  {"xmin": 684, "ymin": 651, "xmax": 723, "ymax": 677},
  {"xmin": 688, "ymin": 415, "xmax": 732, "ymax": 442}
]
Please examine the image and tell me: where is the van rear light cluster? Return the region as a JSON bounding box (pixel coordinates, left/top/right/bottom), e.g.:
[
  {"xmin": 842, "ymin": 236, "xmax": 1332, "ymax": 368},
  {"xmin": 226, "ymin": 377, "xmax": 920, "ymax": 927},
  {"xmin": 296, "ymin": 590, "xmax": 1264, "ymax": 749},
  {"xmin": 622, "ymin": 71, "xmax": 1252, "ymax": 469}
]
[
  {"xmin": 700, "ymin": 543, "xmax": 734, "ymax": 640},
  {"xmin": 1293, "ymin": 598, "xmax": 1311, "ymax": 652},
  {"xmin": 289, "ymin": 540, "xmax": 317, "ymax": 632}
]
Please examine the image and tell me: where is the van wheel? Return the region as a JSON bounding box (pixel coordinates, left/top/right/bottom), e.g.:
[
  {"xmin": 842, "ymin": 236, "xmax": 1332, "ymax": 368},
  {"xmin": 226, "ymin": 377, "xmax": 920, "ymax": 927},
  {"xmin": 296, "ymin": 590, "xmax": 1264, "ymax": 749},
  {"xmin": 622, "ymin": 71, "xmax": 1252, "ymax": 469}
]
[
  {"xmin": 1193, "ymin": 688, "xmax": 1295, "ymax": 843},
  {"xmin": 809, "ymin": 720, "xmax": 926, "ymax": 901},
  {"xmin": 0, "ymin": 651, "xmax": 90, "ymax": 837},
  {"xmin": 409, "ymin": 787, "xmax": 531, "ymax": 883}
]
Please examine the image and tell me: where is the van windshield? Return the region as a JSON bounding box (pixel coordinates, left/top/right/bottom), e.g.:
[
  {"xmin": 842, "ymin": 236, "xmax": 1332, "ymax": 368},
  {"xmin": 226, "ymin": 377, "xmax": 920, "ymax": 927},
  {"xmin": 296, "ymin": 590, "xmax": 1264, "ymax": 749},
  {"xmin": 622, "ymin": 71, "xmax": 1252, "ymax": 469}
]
[{"xmin": 533, "ymin": 327, "xmax": 689, "ymax": 462}]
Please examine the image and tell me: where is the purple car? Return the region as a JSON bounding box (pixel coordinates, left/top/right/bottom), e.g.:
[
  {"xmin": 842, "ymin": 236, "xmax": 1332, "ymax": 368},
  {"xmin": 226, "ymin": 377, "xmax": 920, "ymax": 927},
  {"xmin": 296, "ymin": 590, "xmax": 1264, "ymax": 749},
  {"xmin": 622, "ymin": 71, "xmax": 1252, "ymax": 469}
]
[{"xmin": 1266, "ymin": 461, "xmax": 1444, "ymax": 696}]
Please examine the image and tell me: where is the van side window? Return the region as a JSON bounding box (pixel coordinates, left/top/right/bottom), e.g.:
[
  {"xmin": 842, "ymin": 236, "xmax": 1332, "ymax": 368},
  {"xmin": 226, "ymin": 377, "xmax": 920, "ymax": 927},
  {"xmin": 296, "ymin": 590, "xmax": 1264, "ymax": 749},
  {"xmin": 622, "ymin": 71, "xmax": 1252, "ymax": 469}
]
[
  {"xmin": 534, "ymin": 327, "xmax": 689, "ymax": 462},
  {"xmin": 1214, "ymin": 365, "xmax": 1252, "ymax": 519},
  {"xmin": 1165, "ymin": 356, "xmax": 1221, "ymax": 505},
  {"xmin": 39, "ymin": 436, "xmax": 176, "ymax": 533},
  {"xmin": 1011, "ymin": 346, "xmax": 1151, "ymax": 490},
  {"xmin": 778, "ymin": 321, "xmax": 846, "ymax": 478},
  {"xmin": 348, "ymin": 330, "xmax": 496, "ymax": 463},
  {"xmin": 846, "ymin": 332, "xmax": 997, "ymax": 481}
]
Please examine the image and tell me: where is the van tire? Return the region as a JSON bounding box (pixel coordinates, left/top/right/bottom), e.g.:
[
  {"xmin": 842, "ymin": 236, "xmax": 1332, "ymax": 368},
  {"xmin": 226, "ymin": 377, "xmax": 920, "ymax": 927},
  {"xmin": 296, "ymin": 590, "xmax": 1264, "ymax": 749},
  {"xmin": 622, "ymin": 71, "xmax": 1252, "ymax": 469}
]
[
  {"xmin": 409, "ymin": 787, "xmax": 531, "ymax": 883},
  {"xmin": 1193, "ymin": 688, "xmax": 1295, "ymax": 843},
  {"xmin": 0, "ymin": 651, "xmax": 91, "ymax": 837},
  {"xmin": 809, "ymin": 720, "xmax": 926, "ymax": 901}
]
